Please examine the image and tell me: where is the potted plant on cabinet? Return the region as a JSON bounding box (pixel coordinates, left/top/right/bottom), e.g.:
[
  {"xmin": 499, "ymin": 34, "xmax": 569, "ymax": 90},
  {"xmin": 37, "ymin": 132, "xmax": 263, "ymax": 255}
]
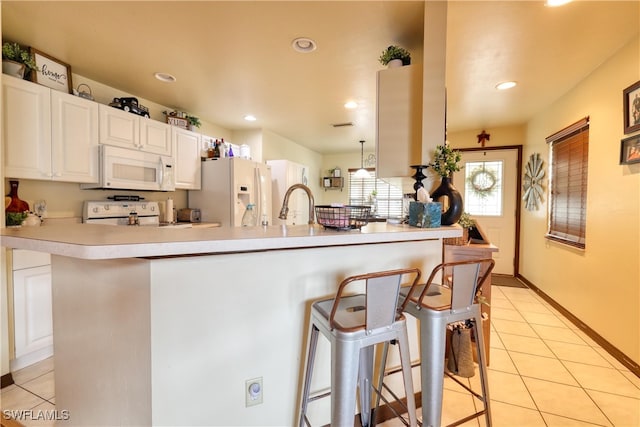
[
  {"xmin": 2, "ymin": 42, "xmax": 38, "ymax": 79},
  {"xmin": 186, "ymin": 115, "xmax": 201, "ymax": 131},
  {"xmin": 378, "ymin": 45, "xmax": 411, "ymax": 68},
  {"xmin": 429, "ymin": 143, "xmax": 464, "ymax": 225}
]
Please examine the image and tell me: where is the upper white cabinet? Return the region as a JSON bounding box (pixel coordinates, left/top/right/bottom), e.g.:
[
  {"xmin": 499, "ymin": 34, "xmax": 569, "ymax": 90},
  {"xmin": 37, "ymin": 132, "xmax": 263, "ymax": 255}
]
[
  {"xmin": 267, "ymin": 159, "xmax": 310, "ymax": 225},
  {"xmin": 99, "ymin": 104, "xmax": 172, "ymax": 156},
  {"xmin": 173, "ymin": 127, "xmax": 202, "ymax": 190},
  {"xmin": 376, "ymin": 65, "xmax": 423, "ymax": 178},
  {"xmin": 51, "ymin": 90, "xmax": 100, "ymax": 182},
  {"xmin": 3, "ymin": 75, "xmax": 99, "ymax": 183}
]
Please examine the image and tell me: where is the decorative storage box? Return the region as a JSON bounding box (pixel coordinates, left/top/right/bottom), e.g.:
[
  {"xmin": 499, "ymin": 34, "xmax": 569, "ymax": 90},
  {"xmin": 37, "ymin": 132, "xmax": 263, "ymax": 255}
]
[{"xmin": 409, "ymin": 202, "xmax": 442, "ymax": 228}]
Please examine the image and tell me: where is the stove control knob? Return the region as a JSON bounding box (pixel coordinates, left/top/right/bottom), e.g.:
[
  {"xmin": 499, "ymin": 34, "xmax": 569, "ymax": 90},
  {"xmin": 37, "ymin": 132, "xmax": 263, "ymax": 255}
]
[{"xmin": 92, "ymin": 207, "xmax": 99, "ymax": 213}]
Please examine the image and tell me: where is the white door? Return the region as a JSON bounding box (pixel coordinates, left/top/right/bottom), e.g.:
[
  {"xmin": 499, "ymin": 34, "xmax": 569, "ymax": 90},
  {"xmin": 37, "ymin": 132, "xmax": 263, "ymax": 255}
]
[{"xmin": 453, "ymin": 149, "xmax": 518, "ymax": 275}]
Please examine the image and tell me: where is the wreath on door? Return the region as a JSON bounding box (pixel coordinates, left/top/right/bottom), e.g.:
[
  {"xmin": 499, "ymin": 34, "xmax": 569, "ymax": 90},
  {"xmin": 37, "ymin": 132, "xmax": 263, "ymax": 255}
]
[{"xmin": 466, "ymin": 166, "xmax": 498, "ymax": 198}]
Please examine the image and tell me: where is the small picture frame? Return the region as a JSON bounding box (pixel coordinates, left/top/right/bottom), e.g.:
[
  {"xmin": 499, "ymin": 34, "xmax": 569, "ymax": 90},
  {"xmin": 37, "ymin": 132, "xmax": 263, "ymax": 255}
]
[
  {"xmin": 29, "ymin": 48, "xmax": 72, "ymax": 94},
  {"xmin": 620, "ymin": 135, "xmax": 640, "ymax": 165},
  {"xmin": 623, "ymin": 80, "xmax": 640, "ymax": 134}
]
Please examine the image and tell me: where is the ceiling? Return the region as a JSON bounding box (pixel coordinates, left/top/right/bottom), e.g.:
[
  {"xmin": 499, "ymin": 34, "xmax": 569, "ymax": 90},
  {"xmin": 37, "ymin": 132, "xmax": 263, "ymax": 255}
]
[{"xmin": 2, "ymin": 1, "xmax": 638, "ymax": 154}]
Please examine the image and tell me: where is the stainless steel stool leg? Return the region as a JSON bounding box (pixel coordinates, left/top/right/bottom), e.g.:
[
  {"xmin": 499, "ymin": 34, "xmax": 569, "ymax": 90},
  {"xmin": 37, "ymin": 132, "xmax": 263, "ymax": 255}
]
[
  {"xmin": 332, "ymin": 338, "xmax": 362, "ymax": 426},
  {"xmin": 472, "ymin": 317, "xmax": 492, "ymax": 427},
  {"xmin": 421, "ymin": 316, "xmax": 448, "ymax": 427},
  {"xmin": 299, "ymin": 325, "xmax": 320, "ymax": 427},
  {"xmin": 358, "ymin": 345, "xmax": 375, "ymax": 427},
  {"xmin": 398, "ymin": 326, "xmax": 418, "ymax": 427}
]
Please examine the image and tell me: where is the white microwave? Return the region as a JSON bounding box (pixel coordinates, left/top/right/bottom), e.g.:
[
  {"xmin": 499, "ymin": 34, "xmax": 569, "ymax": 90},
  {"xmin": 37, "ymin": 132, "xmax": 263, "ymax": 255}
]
[{"xmin": 82, "ymin": 145, "xmax": 175, "ymax": 191}]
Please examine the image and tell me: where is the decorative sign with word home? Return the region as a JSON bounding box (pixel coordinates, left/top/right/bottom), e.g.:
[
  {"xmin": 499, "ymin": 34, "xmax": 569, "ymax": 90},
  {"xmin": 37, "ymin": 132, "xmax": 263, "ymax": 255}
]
[{"xmin": 30, "ymin": 48, "xmax": 72, "ymax": 94}]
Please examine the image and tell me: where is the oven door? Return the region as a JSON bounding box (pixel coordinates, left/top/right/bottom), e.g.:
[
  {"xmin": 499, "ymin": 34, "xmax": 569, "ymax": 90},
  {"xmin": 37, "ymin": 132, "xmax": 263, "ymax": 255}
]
[{"xmin": 87, "ymin": 145, "xmax": 175, "ymax": 191}]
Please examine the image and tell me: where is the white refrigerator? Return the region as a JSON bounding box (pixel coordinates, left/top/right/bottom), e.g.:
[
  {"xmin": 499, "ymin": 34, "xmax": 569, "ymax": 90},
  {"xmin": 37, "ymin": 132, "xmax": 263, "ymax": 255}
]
[{"xmin": 188, "ymin": 157, "xmax": 272, "ymax": 227}]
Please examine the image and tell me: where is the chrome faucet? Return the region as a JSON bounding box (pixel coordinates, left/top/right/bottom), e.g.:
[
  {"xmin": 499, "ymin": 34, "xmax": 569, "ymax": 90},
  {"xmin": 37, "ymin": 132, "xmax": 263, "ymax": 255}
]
[{"xmin": 278, "ymin": 184, "xmax": 315, "ymax": 224}]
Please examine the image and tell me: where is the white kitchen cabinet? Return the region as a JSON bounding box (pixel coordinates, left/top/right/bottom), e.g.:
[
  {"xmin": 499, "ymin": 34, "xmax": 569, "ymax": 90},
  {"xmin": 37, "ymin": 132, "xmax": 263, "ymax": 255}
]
[
  {"xmin": 3, "ymin": 75, "xmax": 51, "ymax": 180},
  {"xmin": 3, "ymin": 75, "xmax": 99, "ymax": 183},
  {"xmin": 99, "ymin": 104, "xmax": 172, "ymax": 156},
  {"xmin": 51, "ymin": 90, "xmax": 100, "ymax": 182},
  {"xmin": 173, "ymin": 127, "xmax": 202, "ymax": 190},
  {"xmin": 376, "ymin": 65, "xmax": 423, "ymax": 178},
  {"xmin": 267, "ymin": 159, "xmax": 310, "ymax": 225},
  {"xmin": 10, "ymin": 249, "xmax": 53, "ymax": 371}
]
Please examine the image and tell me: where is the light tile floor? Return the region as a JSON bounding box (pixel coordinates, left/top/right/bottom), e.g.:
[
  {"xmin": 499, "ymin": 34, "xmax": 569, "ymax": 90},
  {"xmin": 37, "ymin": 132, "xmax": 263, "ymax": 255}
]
[
  {"xmin": 1, "ymin": 285, "xmax": 639, "ymax": 426},
  {"xmin": 380, "ymin": 285, "xmax": 640, "ymax": 427}
]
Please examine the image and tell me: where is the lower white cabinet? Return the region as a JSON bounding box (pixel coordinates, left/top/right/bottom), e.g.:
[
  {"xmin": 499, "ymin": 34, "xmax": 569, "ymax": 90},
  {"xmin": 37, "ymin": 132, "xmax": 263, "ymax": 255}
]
[{"xmin": 11, "ymin": 250, "xmax": 53, "ymax": 370}]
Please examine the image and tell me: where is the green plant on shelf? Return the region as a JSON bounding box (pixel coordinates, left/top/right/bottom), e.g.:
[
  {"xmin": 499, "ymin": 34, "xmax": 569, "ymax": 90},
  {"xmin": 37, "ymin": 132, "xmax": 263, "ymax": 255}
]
[
  {"xmin": 378, "ymin": 45, "xmax": 411, "ymax": 66},
  {"xmin": 186, "ymin": 115, "xmax": 201, "ymax": 128},
  {"xmin": 429, "ymin": 143, "xmax": 462, "ymax": 178},
  {"xmin": 2, "ymin": 42, "xmax": 38, "ymax": 71}
]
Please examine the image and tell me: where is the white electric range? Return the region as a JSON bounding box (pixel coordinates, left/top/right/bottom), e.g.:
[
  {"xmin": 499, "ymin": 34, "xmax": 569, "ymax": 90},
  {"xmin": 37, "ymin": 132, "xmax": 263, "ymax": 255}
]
[{"xmin": 83, "ymin": 199, "xmax": 161, "ymax": 226}]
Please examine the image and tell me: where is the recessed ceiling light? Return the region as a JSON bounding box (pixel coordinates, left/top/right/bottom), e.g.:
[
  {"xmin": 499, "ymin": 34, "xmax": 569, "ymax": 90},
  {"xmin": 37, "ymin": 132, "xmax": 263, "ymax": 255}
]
[
  {"xmin": 344, "ymin": 101, "xmax": 358, "ymax": 109},
  {"xmin": 292, "ymin": 37, "xmax": 317, "ymax": 53},
  {"xmin": 496, "ymin": 81, "xmax": 517, "ymax": 90},
  {"xmin": 154, "ymin": 72, "xmax": 176, "ymax": 83},
  {"xmin": 546, "ymin": 0, "xmax": 571, "ymax": 7},
  {"xmin": 244, "ymin": 115, "xmax": 257, "ymax": 122}
]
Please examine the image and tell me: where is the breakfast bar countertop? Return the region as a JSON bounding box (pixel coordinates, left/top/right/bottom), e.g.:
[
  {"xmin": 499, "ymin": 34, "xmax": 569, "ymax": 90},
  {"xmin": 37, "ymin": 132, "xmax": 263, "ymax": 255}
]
[{"xmin": 0, "ymin": 222, "xmax": 462, "ymax": 260}]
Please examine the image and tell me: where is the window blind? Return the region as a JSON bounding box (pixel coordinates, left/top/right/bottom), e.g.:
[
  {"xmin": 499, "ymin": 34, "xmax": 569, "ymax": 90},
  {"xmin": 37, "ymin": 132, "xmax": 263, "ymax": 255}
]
[
  {"xmin": 348, "ymin": 169, "xmax": 403, "ymax": 218},
  {"xmin": 546, "ymin": 117, "xmax": 589, "ymax": 249}
]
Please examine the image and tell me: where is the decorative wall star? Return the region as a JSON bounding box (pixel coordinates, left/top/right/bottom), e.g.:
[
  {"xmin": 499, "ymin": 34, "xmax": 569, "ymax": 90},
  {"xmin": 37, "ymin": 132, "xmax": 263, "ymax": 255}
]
[{"xmin": 477, "ymin": 130, "xmax": 490, "ymax": 147}]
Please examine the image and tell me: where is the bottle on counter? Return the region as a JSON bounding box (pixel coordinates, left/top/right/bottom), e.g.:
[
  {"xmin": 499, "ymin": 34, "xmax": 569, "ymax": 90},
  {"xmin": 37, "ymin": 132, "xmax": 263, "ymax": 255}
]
[
  {"xmin": 213, "ymin": 140, "xmax": 220, "ymax": 158},
  {"xmin": 241, "ymin": 203, "xmax": 257, "ymax": 227}
]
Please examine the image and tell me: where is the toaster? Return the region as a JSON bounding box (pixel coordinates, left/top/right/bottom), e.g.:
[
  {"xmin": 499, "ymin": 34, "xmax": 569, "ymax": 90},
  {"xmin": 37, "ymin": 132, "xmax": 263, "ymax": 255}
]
[{"xmin": 177, "ymin": 208, "xmax": 201, "ymax": 223}]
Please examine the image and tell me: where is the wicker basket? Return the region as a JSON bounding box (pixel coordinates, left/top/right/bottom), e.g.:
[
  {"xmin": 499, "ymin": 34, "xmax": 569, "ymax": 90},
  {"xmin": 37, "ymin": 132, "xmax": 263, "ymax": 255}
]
[
  {"xmin": 315, "ymin": 205, "xmax": 371, "ymax": 230},
  {"xmin": 443, "ymin": 227, "xmax": 469, "ymax": 246}
]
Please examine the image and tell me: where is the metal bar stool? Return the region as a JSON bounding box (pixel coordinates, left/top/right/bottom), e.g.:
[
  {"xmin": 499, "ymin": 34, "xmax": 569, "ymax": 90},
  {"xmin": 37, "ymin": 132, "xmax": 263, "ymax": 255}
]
[
  {"xmin": 396, "ymin": 259, "xmax": 495, "ymax": 427},
  {"xmin": 298, "ymin": 268, "xmax": 421, "ymax": 427}
]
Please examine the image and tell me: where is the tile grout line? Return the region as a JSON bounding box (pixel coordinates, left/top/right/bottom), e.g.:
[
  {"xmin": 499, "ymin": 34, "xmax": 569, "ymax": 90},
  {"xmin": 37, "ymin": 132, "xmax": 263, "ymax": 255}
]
[{"xmin": 501, "ymin": 289, "xmax": 619, "ymax": 427}]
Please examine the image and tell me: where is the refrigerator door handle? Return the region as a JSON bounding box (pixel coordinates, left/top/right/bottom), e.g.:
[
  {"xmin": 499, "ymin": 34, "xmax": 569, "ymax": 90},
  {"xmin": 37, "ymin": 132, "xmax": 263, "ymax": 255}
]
[{"xmin": 255, "ymin": 167, "xmax": 263, "ymax": 224}]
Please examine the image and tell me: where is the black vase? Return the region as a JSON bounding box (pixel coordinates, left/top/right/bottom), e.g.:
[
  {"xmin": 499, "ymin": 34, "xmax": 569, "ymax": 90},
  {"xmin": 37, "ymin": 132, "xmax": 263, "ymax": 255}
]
[{"xmin": 431, "ymin": 176, "xmax": 463, "ymax": 225}]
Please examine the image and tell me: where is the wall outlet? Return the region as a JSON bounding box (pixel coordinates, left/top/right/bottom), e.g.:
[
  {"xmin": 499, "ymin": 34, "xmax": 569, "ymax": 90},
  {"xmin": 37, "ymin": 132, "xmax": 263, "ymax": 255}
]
[{"xmin": 245, "ymin": 377, "xmax": 263, "ymax": 407}]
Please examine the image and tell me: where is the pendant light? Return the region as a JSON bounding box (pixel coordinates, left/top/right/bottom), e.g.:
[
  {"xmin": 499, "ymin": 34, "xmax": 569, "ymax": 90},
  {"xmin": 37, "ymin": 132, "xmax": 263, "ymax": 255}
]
[{"xmin": 354, "ymin": 140, "xmax": 371, "ymax": 179}]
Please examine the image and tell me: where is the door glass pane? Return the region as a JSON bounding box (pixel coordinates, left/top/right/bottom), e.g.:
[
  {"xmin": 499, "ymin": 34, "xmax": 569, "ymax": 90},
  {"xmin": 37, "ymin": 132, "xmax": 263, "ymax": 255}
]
[{"xmin": 463, "ymin": 161, "xmax": 503, "ymax": 216}]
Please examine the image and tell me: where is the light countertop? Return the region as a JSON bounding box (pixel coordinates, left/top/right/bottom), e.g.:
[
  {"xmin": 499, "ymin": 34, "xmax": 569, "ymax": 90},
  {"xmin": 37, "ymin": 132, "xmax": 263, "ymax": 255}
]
[{"xmin": 0, "ymin": 222, "xmax": 461, "ymax": 260}]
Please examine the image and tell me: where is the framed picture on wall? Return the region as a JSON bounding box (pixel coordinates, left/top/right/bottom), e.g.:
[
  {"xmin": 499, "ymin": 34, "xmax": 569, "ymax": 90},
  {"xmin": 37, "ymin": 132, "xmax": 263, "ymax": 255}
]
[
  {"xmin": 620, "ymin": 135, "xmax": 640, "ymax": 165},
  {"xmin": 29, "ymin": 48, "xmax": 73, "ymax": 94},
  {"xmin": 623, "ymin": 80, "xmax": 640, "ymax": 134}
]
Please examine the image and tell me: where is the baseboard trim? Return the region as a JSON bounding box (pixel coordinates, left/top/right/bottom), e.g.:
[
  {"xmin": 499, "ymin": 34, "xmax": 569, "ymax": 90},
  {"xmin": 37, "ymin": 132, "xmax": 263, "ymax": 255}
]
[
  {"xmin": 1, "ymin": 372, "xmax": 15, "ymax": 389},
  {"xmin": 518, "ymin": 274, "xmax": 640, "ymax": 377}
]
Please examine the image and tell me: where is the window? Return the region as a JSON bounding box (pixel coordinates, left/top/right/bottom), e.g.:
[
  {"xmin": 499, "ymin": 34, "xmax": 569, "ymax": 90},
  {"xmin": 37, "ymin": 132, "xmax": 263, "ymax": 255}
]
[
  {"xmin": 348, "ymin": 169, "xmax": 403, "ymax": 218},
  {"xmin": 546, "ymin": 117, "xmax": 589, "ymax": 249},
  {"xmin": 463, "ymin": 160, "xmax": 504, "ymax": 216}
]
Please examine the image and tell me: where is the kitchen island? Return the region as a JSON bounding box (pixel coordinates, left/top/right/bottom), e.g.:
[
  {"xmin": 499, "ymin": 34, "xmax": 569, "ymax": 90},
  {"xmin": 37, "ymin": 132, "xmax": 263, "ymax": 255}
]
[{"xmin": 1, "ymin": 222, "xmax": 460, "ymax": 426}]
